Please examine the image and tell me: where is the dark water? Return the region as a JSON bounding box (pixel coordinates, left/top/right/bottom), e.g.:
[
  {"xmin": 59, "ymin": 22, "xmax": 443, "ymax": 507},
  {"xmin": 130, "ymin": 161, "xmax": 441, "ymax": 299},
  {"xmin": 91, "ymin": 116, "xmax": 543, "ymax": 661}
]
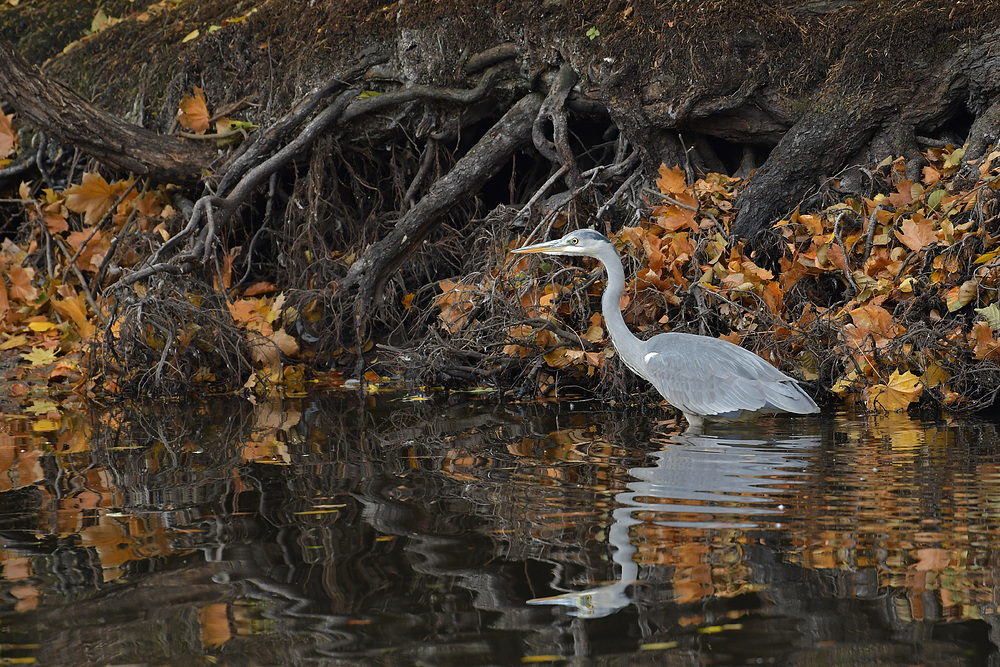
[{"xmin": 0, "ymin": 394, "xmax": 998, "ymax": 665}]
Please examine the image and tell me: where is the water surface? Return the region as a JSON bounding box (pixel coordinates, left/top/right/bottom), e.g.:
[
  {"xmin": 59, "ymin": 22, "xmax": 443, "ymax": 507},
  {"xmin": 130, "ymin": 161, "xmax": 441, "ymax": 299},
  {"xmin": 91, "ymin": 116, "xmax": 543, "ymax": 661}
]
[{"xmin": 0, "ymin": 394, "xmax": 997, "ymax": 665}]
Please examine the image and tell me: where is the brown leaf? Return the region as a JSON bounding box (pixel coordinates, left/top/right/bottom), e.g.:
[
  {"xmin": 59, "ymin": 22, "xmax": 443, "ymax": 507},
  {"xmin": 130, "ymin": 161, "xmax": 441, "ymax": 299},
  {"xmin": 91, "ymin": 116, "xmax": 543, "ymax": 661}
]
[
  {"xmin": 894, "ymin": 218, "xmax": 936, "ymax": 252},
  {"xmin": 269, "ymin": 328, "xmax": 299, "ymax": 357},
  {"xmin": 8, "ymin": 266, "xmax": 37, "ymax": 302},
  {"xmin": 945, "ymin": 279, "xmax": 977, "ymax": 312}
]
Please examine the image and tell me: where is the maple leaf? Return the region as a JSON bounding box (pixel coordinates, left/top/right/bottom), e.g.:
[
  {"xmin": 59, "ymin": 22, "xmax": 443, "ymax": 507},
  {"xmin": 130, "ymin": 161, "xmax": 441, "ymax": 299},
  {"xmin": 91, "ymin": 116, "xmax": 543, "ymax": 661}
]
[
  {"xmin": 888, "ymin": 179, "xmax": 916, "ymax": 208},
  {"xmin": 64, "ymin": 173, "xmax": 117, "ymax": 225},
  {"xmin": 656, "ymin": 164, "xmax": 687, "ymax": 195},
  {"xmin": 867, "ymin": 369, "xmax": 922, "ymax": 412},
  {"xmin": 177, "ymin": 86, "xmax": 210, "ymax": 134},
  {"xmin": 25, "ymin": 399, "xmax": 59, "ymax": 416},
  {"xmin": 894, "ymin": 218, "xmax": 936, "ymax": 252},
  {"xmin": 42, "ymin": 202, "xmax": 68, "ymax": 234},
  {"xmin": 922, "ymin": 165, "xmax": 941, "ymax": 186},
  {"xmin": 21, "ymin": 347, "xmax": 58, "ymax": 367}
]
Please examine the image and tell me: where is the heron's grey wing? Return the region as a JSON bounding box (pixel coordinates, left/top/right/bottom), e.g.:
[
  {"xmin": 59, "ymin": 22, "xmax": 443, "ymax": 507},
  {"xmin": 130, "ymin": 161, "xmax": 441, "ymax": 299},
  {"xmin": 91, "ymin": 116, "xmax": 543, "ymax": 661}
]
[{"xmin": 641, "ymin": 333, "xmax": 817, "ymax": 417}]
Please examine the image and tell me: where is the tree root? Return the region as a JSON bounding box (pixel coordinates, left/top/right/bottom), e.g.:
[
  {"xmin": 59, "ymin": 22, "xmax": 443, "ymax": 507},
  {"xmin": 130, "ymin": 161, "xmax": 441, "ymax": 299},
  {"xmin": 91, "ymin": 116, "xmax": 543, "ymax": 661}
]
[
  {"xmin": 121, "ymin": 62, "xmax": 514, "ymax": 289},
  {"xmin": 340, "ymin": 92, "xmax": 544, "ymax": 327}
]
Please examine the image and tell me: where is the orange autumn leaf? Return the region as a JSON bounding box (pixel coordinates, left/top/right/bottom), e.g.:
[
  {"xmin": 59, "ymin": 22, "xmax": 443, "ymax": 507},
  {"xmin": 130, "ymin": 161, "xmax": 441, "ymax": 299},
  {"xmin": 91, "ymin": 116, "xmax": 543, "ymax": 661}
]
[
  {"xmin": 243, "ymin": 281, "xmax": 277, "ymax": 296},
  {"xmin": 0, "ymin": 277, "xmax": 7, "ymax": 323},
  {"xmin": 229, "ymin": 299, "xmax": 258, "ymax": 325},
  {"xmin": 888, "ymin": 178, "xmax": 915, "ymax": 208},
  {"xmin": 64, "ymin": 173, "xmax": 118, "ymax": 225},
  {"xmin": 177, "ymin": 86, "xmax": 210, "ymax": 134},
  {"xmin": 65, "ymin": 228, "xmax": 106, "ymax": 272},
  {"xmin": 199, "ymin": 603, "xmax": 231, "ymax": 649},
  {"xmin": 894, "ymin": 218, "xmax": 937, "ymax": 252}
]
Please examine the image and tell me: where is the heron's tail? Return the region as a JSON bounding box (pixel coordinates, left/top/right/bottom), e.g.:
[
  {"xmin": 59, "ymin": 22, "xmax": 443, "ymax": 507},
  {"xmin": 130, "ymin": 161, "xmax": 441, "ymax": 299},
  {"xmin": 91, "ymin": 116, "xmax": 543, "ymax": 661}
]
[{"xmin": 763, "ymin": 380, "xmax": 819, "ymax": 415}]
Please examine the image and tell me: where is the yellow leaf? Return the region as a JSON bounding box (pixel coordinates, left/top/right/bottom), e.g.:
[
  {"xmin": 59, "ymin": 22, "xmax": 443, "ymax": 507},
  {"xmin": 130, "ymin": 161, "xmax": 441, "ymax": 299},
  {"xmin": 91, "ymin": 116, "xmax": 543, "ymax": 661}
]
[
  {"xmin": 402, "ymin": 293, "xmax": 414, "ymax": 309},
  {"xmin": 867, "ymin": 369, "xmax": 922, "ymax": 412},
  {"xmin": 21, "ymin": 347, "xmax": 58, "ymax": 367},
  {"xmin": 584, "ymin": 325, "xmax": 604, "ymax": 343},
  {"xmin": 53, "ymin": 296, "xmax": 97, "ymax": 339},
  {"xmin": 31, "ymin": 419, "xmax": 59, "ymax": 432},
  {"xmin": 28, "ymin": 321, "xmax": 55, "ymax": 332},
  {"xmin": 25, "ymin": 399, "xmax": 58, "ymax": 415},
  {"xmin": 921, "ymin": 363, "xmax": 949, "ymax": 388},
  {"xmin": 181, "ymin": 29, "xmax": 200, "ymax": 43},
  {"xmin": 0, "ymin": 334, "xmax": 27, "ymax": 350}
]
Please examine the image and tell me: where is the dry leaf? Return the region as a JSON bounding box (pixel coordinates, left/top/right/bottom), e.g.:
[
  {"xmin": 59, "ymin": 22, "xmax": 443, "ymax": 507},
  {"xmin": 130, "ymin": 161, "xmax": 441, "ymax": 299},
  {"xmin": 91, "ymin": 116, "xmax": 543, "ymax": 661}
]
[
  {"xmin": 177, "ymin": 86, "xmax": 210, "ymax": 134},
  {"xmin": 53, "ymin": 296, "xmax": 96, "ymax": 339},
  {"xmin": 867, "ymin": 369, "xmax": 922, "ymax": 412},
  {"xmin": 22, "ymin": 347, "xmax": 58, "ymax": 367},
  {"xmin": 945, "ymin": 279, "xmax": 977, "ymax": 312},
  {"xmin": 655, "ymin": 164, "xmax": 687, "ymax": 195},
  {"xmin": 0, "ymin": 105, "xmax": 15, "ymax": 158},
  {"xmin": 894, "ymin": 218, "xmax": 936, "ymax": 252},
  {"xmin": 269, "ymin": 329, "xmax": 299, "ymax": 357},
  {"xmin": 8, "ymin": 266, "xmax": 37, "ymax": 302},
  {"xmin": 64, "ymin": 173, "xmax": 117, "ymax": 225}
]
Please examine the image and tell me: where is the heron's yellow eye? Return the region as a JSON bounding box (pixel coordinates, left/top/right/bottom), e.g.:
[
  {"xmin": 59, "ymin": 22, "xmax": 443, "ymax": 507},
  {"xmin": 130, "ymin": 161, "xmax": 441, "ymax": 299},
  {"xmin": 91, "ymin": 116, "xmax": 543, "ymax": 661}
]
[{"xmin": 570, "ymin": 237, "xmax": 579, "ymax": 245}]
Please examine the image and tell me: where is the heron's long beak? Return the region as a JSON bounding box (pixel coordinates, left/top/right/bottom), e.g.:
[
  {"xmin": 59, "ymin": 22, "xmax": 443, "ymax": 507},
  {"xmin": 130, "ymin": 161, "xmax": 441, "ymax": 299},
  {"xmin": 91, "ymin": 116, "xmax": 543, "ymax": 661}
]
[{"xmin": 511, "ymin": 238, "xmax": 566, "ymax": 254}]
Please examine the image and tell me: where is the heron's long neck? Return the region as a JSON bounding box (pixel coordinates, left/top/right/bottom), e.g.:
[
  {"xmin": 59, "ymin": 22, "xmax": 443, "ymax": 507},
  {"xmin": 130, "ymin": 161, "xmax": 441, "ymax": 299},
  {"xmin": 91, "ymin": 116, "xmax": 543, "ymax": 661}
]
[{"xmin": 596, "ymin": 246, "xmax": 644, "ymax": 368}]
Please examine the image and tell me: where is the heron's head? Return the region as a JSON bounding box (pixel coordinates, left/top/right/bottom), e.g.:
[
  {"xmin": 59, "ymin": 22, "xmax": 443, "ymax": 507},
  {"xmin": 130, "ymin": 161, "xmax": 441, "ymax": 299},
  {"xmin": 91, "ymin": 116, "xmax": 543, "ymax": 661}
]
[{"xmin": 511, "ymin": 229, "xmax": 611, "ymax": 258}]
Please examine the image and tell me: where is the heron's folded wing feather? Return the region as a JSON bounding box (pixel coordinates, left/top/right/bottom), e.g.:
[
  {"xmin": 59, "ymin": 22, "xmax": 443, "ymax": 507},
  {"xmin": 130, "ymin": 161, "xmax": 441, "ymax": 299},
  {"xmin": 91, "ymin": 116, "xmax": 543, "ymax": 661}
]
[{"xmin": 641, "ymin": 334, "xmax": 817, "ymax": 417}]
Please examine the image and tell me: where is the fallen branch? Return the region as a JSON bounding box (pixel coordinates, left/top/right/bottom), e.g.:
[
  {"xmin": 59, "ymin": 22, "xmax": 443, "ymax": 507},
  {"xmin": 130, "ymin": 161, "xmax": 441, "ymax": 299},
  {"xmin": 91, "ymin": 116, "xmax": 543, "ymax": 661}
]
[{"xmin": 0, "ymin": 35, "xmax": 215, "ymax": 184}]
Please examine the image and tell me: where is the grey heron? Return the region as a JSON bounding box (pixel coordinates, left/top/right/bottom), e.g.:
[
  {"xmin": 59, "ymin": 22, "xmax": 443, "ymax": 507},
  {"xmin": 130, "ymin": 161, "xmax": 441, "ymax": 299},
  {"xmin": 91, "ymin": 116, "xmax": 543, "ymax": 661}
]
[{"xmin": 512, "ymin": 229, "xmax": 819, "ymax": 427}]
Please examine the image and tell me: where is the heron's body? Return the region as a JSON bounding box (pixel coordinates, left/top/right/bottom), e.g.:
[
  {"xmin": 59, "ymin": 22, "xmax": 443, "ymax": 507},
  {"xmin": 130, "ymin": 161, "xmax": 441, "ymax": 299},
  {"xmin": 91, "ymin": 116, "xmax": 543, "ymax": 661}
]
[{"xmin": 513, "ymin": 229, "xmax": 819, "ymax": 427}]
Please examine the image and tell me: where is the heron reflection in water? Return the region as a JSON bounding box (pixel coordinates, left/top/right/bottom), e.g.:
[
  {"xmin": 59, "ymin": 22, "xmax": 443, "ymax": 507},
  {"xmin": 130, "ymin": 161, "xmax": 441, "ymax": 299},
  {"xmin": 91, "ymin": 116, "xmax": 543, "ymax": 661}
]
[
  {"xmin": 528, "ymin": 431, "xmax": 818, "ymax": 618},
  {"xmin": 512, "ymin": 230, "xmax": 819, "ymax": 429}
]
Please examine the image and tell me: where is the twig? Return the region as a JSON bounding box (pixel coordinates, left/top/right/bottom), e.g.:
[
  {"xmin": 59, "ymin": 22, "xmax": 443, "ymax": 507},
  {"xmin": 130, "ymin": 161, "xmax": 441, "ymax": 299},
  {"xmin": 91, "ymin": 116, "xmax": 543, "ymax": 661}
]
[
  {"xmin": 860, "ymin": 202, "xmax": 884, "ymax": 263},
  {"xmin": 52, "ymin": 236, "xmax": 104, "ymax": 323},
  {"xmin": 832, "ymin": 210, "xmax": 858, "ymax": 295}
]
